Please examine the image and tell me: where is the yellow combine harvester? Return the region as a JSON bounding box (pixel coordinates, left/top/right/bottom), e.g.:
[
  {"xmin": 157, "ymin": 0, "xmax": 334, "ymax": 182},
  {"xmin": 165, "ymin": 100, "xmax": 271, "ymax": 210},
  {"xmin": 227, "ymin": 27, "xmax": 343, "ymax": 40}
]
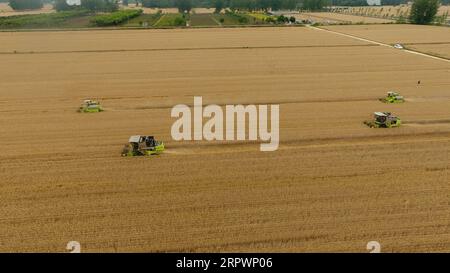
[
  {"xmin": 364, "ymin": 112, "xmax": 402, "ymax": 128},
  {"xmin": 121, "ymin": 135, "xmax": 165, "ymax": 156},
  {"xmin": 78, "ymin": 100, "xmax": 103, "ymax": 113},
  {"xmin": 380, "ymin": 92, "xmax": 405, "ymax": 103}
]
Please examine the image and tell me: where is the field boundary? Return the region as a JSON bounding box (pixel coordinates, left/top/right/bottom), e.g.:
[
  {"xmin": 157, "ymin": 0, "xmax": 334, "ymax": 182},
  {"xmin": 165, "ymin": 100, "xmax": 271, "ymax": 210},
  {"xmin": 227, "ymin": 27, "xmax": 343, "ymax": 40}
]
[
  {"xmin": 209, "ymin": 14, "xmax": 222, "ymax": 26},
  {"xmin": 0, "ymin": 24, "xmax": 306, "ymax": 32},
  {"xmin": 152, "ymin": 13, "xmax": 166, "ymax": 27},
  {"xmin": 0, "ymin": 43, "xmax": 378, "ymax": 55}
]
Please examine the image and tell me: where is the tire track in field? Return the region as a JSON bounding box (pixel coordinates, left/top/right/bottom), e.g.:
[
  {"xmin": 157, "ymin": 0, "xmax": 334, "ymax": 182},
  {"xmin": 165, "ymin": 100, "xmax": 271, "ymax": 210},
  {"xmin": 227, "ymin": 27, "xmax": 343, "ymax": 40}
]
[
  {"xmin": 2, "ymin": 94, "xmax": 449, "ymax": 114},
  {"xmin": 123, "ymin": 95, "xmax": 450, "ymax": 111},
  {"xmin": 160, "ymin": 130, "xmax": 450, "ymax": 155},
  {"xmin": 402, "ymin": 42, "xmax": 450, "ymax": 45},
  {"xmin": 128, "ymin": 97, "xmax": 380, "ymax": 111},
  {"xmin": 403, "ymin": 119, "xmax": 450, "ymax": 125},
  {"xmin": 152, "ymin": 13, "xmax": 166, "ymax": 27},
  {"xmin": 308, "ymin": 25, "xmax": 450, "ymax": 63},
  {"xmin": 1, "ymin": 131, "xmax": 449, "ymax": 165},
  {"xmin": 0, "ymin": 44, "xmax": 378, "ymax": 55}
]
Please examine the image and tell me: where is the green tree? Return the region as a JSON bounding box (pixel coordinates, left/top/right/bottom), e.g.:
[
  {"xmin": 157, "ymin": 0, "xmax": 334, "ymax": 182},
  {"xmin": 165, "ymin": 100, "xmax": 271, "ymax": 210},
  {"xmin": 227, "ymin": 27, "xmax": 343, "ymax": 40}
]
[
  {"xmin": 229, "ymin": 0, "xmax": 244, "ymax": 10},
  {"xmin": 8, "ymin": 0, "xmax": 43, "ymax": 10},
  {"xmin": 258, "ymin": 0, "xmax": 271, "ymax": 11},
  {"xmin": 409, "ymin": 0, "xmax": 440, "ymax": 24},
  {"xmin": 302, "ymin": 0, "xmax": 329, "ymax": 11},
  {"xmin": 174, "ymin": 16, "xmax": 186, "ymax": 25},
  {"xmin": 282, "ymin": 0, "xmax": 299, "ymax": 10},
  {"xmin": 175, "ymin": 0, "xmax": 192, "ymax": 13},
  {"xmin": 54, "ymin": 0, "xmax": 73, "ymax": 11},
  {"xmin": 81, "ymin": 0, "xmax": 118, "ymax": 12},
  {"xmin": 247, "ymin": 0, "xmax": 258, "ymax": 11},
  {"xmin": 271, "ymin": 0, "xmax": 282, "ymax": 10},
  {"xmin": 214, "ymin": 0, "xmax": 224, "ymax": 13},
  {"xmin": 276, "ymin": 14, "xmax": 288, "ymax": 22}
]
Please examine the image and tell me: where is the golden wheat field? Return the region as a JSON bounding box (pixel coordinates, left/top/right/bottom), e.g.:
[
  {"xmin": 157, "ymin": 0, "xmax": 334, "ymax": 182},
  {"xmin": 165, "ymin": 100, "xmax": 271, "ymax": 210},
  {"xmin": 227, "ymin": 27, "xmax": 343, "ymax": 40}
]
[
  {"xmin": 406, "ymin": 44, "xmax": 450, "ymax": 60},
  {"xmin": 0, "ymin": 26, "xmax": 449, "ymax": 253}
]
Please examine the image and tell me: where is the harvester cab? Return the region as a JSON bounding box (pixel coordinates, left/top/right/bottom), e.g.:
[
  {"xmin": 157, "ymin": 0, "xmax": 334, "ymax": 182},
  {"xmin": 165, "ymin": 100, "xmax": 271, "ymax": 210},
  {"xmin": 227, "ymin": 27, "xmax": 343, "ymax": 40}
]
[
  {"xmin": 121, "ymin": 135, "xmax": 165, "ymax": 156},
  {"xmin": 79, "ymin": 99, "xmax": 103, "ymax": 113},
  {"xmin": 380, "ymin": 92, "xmax": 405, "ymax": 103},
  {"xmin": 364, "ymin": 112, "xmax": 401, "ymax": 128}
]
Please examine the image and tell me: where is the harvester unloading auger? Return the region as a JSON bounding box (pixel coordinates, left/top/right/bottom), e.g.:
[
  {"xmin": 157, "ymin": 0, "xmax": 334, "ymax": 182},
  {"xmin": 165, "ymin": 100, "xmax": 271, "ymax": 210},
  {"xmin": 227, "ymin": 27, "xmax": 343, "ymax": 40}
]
[
  {"xmin": 380, "ymin": 92, "xmax": 405, "ymax": 103},
  {"xmin": 364, "ymin": 112, "xmax": 401, "ymax": 128},
  {"xmin": 79, "ymin": 99, "xmax": 103, "ymax": 113},
  {"xmin": 121, "ymin": 135, "xmax": 165, "ymax": 156}
]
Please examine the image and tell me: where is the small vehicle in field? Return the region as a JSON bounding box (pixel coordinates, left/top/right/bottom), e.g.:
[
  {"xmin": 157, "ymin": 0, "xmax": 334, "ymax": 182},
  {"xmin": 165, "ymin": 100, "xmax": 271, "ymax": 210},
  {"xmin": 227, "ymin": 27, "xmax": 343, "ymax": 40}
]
[
  {"xmin": 79, "ymin": 100, "xmax": 103, "ymax": 113},
  {"xmin": 121, "ymin": 135, "xmax": 165, "ymax": 156},
  {"xmin": 380, "ymin": 92, "xmax": 405, "ymax": 103},
  {"xmin": 364, "ymin": 112, "xmax": 401, "ymax": 128},
  {"xmin": 393, "ymin": 44, "xmax": 404, "ymax": 49}
]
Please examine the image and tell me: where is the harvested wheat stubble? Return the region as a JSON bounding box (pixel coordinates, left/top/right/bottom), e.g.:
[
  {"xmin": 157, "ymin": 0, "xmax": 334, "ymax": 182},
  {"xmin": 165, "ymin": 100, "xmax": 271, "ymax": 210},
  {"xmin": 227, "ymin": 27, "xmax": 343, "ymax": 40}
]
[
  {"xmin": 406, "ymin": 44, "xmax": 450, "ymax": 60},
  {"xmin": 0, "ymin": 26, "xmax": 449, "ymax": 252},
  {"xmin": 0, "ymin": 27, "xmax": 367, "ymax": 53}
]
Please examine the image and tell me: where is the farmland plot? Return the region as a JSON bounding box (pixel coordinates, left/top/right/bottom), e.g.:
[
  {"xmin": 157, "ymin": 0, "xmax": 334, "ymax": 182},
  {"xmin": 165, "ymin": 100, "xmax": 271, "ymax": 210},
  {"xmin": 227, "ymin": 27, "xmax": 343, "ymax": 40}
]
[{"xmin": 0, "ymin": 26, "xmax": 449, "ymax": 252}]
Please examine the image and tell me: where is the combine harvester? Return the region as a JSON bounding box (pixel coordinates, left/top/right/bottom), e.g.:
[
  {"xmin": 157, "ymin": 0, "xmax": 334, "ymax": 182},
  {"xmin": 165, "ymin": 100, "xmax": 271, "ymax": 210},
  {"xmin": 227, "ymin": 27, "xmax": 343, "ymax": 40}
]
[
  {"xmin": 78, "ymin": 99, "xmax": 103, "ymax": 113},
  {"xmin": 121, "ymin": 135, "xmax": 165, "ymax": 156},
  {"xmin": 364, "ymin": 112, "xmax": 401, "ymax": 128},
  {"xmin": 380, "ymin": 92, "xmax": 405, "ymax": 103}
]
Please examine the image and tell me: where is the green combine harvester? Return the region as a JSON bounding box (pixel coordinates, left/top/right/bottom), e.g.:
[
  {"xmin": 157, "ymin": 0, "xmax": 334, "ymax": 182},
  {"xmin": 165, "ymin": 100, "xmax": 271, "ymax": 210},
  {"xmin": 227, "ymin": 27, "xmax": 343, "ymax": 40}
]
[
  {"xmin": 121, "ymin": 135, "xmax": 165, "ymax": 156},
  {"xmin": 79, "ymin": 100, "xmax": 103, "ymax": 113},
  {"xmin": 364, "ymin": 112, "xmax": 401, "ymax": 128},
  {"xmin": 380, "ymin": 92, "xmax": 405, "ymax": 103}
]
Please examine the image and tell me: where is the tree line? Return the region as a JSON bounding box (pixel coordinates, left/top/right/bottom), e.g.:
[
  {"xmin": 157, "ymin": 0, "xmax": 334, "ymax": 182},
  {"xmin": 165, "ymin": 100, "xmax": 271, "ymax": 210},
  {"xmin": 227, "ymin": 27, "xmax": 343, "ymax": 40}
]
[
  {"xmin": 332, "ymin": 0, "xmax": 368, "ymax": 6},
  {"xmin": 6, "ymin": 0, "xmax": 329, "ymax": 12},
  {"xmin": 7, "ymin": 0, "xmax": 449, "ymax": 25},
  {"xmin": 138, "ymin": 0, "xmax": 304, "ymax": 12}
]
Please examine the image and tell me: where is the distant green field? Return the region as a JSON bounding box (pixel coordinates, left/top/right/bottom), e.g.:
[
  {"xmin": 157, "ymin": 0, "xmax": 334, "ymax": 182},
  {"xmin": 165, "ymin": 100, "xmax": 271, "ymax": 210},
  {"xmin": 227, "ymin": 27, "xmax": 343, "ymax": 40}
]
[
  {"xmin": 212, "ymin": 12, "xmax": 265, "ymax": 26},
  {"xmin": 0, "ymin": 10, "xmax": 91, "ymax": 29},
  {"xmin": 247, "ymin": 12, "xmax": 274, "ymax": 22},
  {"xmin": 153, "ymin": 13, "xmax": 187, "ymax": 27},
  {"xmin": 90, "ymin": 9, "xmax": 143, "ymax": 26},
  {"xmin": 0, "ymin": 10, "xmax": 295, "ymax": 30},
  {"xmin": 189, "ymin": 14, "xmax": 219, "ymax": 26},
  {"xmin": 122, "ymin": 13, "xmax": 161, "ymax": 27},
  {"xmin": 63, "ymin": 15, "xmax": 92, "ymax": 28}
]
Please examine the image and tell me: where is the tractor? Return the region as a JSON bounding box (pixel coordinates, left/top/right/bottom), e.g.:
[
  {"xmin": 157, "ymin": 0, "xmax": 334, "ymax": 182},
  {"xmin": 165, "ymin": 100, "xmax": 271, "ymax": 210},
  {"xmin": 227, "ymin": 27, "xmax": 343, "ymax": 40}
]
[
  {"xmin": 121, "ymin": 135, "xmax": 165, "ymax": 156},
  {"xmin": 380, "ymin": 92, "xmax": 405, "ymax": 103},
  {"xmin": 364, "ymin": 112, "xmax": 401, "ymax": 128},
  {"xmin": 79, "ymin": 100, "xmax": 103, "ymax": 113}
]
